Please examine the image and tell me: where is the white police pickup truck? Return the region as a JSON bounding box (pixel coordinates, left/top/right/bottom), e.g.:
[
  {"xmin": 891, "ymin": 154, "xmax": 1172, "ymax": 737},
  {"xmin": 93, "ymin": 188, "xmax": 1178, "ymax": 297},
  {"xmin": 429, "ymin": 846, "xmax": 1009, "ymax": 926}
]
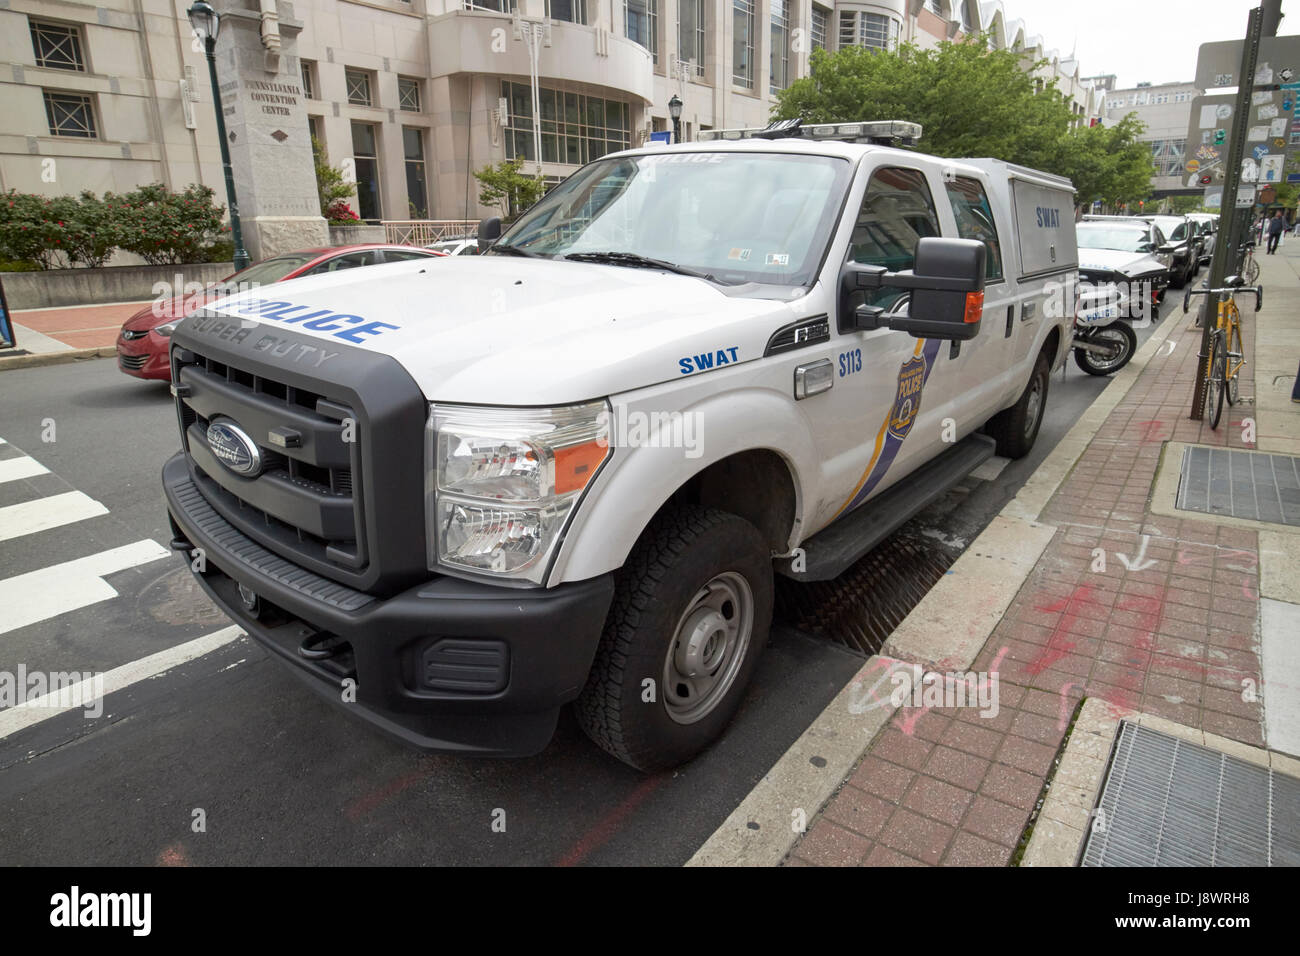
[{"xmin": 162, "ymin": 120, "xmax": 1076, "ymax": 770}]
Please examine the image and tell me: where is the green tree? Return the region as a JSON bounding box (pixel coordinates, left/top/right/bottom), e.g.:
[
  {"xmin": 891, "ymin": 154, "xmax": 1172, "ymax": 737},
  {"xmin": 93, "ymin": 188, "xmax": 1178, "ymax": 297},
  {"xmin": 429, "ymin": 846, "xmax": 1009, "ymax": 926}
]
[
  {"xmin": 1052, "ymin": 113, "xmax": 1152, "ymax": 209},
  {"xmin": 772, "ymin": 35, "xmax": 1076, "ymax": 171},
  {"xmin": 312, "ymin": 136, "xmax": 356, "ymax": 219},
  {"xmin": 1166, "ymin": 196, "xmax": 1204, "ymax": 215},
  {"xmin": 474, "ymin": 157, "xmax": 546, "ymax": 221}
]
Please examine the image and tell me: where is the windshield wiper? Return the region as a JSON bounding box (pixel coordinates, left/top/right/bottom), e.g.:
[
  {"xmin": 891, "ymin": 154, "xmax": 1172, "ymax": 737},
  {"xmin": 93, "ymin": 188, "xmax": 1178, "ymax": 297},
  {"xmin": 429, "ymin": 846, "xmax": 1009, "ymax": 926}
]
[
  {"xmin": 489, "ymin": 242, "xmax": 544, "ymax": 258},
  {"xmin": 563, "ymin": 251, "xmax": 718, "ymax": 281}
]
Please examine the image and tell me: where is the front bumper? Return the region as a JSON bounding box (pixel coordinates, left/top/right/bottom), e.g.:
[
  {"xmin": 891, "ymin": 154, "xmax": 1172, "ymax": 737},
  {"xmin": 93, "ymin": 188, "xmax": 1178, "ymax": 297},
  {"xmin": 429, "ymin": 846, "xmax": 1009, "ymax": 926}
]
[
  {"xmin": 116, "ymin": 332, "xmax": 170, "ymax": 380},
  {"xmin": 163, "ymin": 453, "xmax": 614, "ymax": 756}
]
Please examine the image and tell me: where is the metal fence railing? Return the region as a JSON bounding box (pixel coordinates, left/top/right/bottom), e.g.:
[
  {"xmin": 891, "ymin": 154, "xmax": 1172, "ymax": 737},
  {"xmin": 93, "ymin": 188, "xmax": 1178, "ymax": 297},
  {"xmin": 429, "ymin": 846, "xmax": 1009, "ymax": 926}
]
[{"xmin": 382, "ymin": 220, "xmax": 479, "ymax": 246}]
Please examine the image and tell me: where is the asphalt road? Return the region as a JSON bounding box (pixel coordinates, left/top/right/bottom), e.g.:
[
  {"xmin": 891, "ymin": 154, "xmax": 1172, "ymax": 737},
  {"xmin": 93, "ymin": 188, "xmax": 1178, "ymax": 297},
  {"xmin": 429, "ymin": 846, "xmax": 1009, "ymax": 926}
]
[{"xmin": 0, "ymin": 302, "xmax": 1168, "ymax": 866}]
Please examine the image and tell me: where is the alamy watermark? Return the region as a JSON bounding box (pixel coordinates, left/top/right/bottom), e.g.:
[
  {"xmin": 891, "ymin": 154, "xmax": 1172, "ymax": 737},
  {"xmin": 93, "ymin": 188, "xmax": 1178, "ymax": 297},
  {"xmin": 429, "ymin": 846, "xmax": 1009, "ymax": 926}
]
[{"xmin": 0, "ymin": 666, "xmax": 104, "ymax": 718}]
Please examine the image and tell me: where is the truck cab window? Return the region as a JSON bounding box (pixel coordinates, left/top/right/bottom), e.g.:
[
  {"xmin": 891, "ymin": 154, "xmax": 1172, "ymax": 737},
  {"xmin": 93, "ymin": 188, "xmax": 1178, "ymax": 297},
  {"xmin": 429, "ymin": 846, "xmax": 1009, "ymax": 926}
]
[
  {"xmin": 849, "ymin": 166, "xmax": 940, "ymax": 312},
  {"xmin": 945, "ymin": 176, "xmax": 1003, "ymax": 282}
]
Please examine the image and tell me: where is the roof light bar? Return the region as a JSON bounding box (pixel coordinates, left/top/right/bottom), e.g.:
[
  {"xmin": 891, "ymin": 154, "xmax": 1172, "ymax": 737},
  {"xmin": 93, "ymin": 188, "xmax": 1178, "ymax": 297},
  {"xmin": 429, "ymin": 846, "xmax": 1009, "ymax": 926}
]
[{"xmin": 696, "ymin": 119, "xmax": 922, "ymax": 146}]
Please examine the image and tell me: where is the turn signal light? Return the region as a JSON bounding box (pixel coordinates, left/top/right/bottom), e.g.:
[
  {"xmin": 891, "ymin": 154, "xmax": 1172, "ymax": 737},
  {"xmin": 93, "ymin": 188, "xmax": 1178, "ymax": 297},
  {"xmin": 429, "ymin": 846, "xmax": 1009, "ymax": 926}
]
[{"xmin": 964, "ymin": 291, "xmax": 985, "ymax": 324}]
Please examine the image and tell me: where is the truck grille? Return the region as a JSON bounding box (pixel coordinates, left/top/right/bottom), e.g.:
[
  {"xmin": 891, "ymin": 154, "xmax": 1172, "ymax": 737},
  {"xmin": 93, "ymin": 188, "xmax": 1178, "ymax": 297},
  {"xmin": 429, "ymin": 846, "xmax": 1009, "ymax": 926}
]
[{"xmin": 172, "ymin": 347, "xmax": 367, "ymax": 577}]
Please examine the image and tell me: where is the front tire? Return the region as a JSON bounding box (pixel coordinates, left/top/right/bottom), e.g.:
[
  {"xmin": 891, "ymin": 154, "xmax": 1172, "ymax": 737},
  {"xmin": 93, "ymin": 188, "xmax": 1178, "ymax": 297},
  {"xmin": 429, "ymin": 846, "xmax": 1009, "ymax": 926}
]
[
  {"xmin": 985, "ymin": 350, "xmax": 1050, "ymax": 459},
  {"xmin": 575, "ymin": 505, "xmax": 773, "ymax": 772}
]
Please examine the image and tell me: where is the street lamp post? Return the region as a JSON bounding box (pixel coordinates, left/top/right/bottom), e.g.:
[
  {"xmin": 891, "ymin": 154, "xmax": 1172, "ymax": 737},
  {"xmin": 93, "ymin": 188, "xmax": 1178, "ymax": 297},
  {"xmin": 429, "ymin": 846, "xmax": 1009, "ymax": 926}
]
[
  {"xmin": 188, "ymin": 1, "xmax": 250, "ymax": 271},
  {"xmin": 668, "ymin": 94, "xmax": 683, "ymax": 145}
]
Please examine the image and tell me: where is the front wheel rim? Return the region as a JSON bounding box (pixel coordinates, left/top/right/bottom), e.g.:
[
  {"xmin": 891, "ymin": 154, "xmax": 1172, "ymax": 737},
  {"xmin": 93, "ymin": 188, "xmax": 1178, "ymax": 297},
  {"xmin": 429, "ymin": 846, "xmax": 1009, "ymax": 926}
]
[
  {"xmin": 663, "ymin": 571, "xmax": 754, "ymax": 725},
  {"xmin": 1084, "ymin": 329, "xmax": 1132, "ymax": 372},
  {"xmin": 1024, "ymin": 375, "xmax": 1044, "ymax": 441}
]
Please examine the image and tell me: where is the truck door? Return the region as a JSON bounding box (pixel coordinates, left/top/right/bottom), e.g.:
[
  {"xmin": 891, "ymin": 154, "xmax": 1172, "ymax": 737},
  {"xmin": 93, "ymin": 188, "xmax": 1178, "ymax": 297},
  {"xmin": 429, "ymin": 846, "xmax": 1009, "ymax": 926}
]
[
  {"xmin": 811, "ymin": 164, "xmax": 961, "ymax": 530},
  {"xmin": 941, "ymin": 174, "xmax": 1015, "ymax": 423}
]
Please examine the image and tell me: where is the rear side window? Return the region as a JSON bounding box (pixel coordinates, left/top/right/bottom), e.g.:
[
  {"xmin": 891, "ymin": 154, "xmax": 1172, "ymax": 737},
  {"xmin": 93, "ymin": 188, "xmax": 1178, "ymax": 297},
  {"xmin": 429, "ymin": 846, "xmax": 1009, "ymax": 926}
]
[{"xmin": 945, "ymin": 176, "xmax": 1003, "ymax": 282}]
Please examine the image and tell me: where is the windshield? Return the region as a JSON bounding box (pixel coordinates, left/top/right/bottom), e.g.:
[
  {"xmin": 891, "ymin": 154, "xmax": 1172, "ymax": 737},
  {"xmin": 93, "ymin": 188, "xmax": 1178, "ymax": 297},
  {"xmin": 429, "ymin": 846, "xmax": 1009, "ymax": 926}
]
[
  {"xmin": 219, "ymin": 254, "xmax": 316, "ymax": 290},
  {"xmin": 496, "ymin": 151, "xmax": 853, "ymax": 286},
  {"xmin": 1077, "ymin": 224, "xmax": 1150, "ymax": 253}
]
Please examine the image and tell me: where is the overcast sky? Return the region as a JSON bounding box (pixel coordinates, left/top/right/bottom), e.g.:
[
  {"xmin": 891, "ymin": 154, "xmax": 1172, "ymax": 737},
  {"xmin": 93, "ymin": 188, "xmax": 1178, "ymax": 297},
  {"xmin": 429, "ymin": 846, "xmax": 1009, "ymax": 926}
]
[{"xmin": 1002, "ymin": 0, "xmax": 1285, "ymax": 88}]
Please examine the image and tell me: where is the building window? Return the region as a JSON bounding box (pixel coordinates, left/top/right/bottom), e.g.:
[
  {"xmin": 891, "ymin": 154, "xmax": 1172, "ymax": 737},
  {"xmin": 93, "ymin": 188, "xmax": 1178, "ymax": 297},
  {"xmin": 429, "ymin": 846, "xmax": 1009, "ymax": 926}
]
[
  {"xmin": 345, "ymin": 69, "xmax": 373, "ymax": 107},
  {"xmin": 770, "ymin": 0, "xmax": 789, "ymax": 94},
  {"xmin": 548, "ymin": 0, "xmax": 586, "ymax": 23},
  {"xmin": 403, "ymin": 127, "xmax": 428, "ymax": 218},
  {"xmin": 43, "ymin": 90, "xmax": 96, "ymax": 138},
  {"xmin": 463, "ymin": 0, "xmax": 516, "ymax": 9},
  {"xmin": 398, "ymin": 76, "xmax": 421, "ymax": 112},
  {"xmin": 626, "ymin": 0, "xmax": 658, "ymax": 64},
  {"xmin": 839, "ymin": 12, "xmax": 897, "ymax": 53},
  {"xmin": 811, "ymin": 5, "xmax": 829, "ymax": 52},
  {"xmin": 501, "ymin": 81, "xmax": 630, "ymax": 165},
  {"xmin": 733, "ymin": 0, "xmax": 755, "ymax": 88},
  {"xmin": 1150, "ymin": 138, "xmax": 1186, "ymax": 178},
  {"xmin": 678, "ymin": 0, "xmax": 707, "ymax": 77},
  {"xmin": 351, "ymin": 121, "xmax": 381, "ymax": 220},
  {"xmin": 926, "ymin": 0, "xmax": 944, "ymax": 16},
  {"xmin": 959, "ymin": 1, "xmax": 973, "ymax": 32},
  {"xmin": 301, "ymin": 60, "xmax": 316, "ymax": 100},
  {"xmin": 30, "ymin": 20, "xmax": 86, "ymax": 72},
  {"xmin": 307, "ymin": 115, "xmax": 322, "ymax": 152}
]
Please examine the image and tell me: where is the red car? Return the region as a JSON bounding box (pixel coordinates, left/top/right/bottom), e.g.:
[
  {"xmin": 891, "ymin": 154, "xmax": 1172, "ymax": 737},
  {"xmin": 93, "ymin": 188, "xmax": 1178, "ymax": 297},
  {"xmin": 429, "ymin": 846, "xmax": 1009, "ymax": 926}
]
[{"xmin": 116, "ymin": 244, "xmax": 446, "ymax": 380}]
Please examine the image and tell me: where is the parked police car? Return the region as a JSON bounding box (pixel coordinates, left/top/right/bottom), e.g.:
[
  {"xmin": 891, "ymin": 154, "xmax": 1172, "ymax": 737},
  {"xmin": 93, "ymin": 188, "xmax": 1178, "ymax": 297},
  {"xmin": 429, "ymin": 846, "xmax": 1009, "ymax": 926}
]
[{"xmin": 162, "ymin": 120, "xmax": 1076, "ymax": 770}]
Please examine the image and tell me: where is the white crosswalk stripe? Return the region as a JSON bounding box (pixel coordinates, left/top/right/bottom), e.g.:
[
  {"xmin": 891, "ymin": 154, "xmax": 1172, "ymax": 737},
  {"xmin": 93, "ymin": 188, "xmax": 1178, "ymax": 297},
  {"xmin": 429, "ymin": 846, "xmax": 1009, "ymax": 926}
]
[
  {"xmin": 0, "ymin": 625, "xmax": 244, "ymax": 738},
  {"xmin": 0, "ymin": 491, "xmax": 109, "ymax": 542},
  {"xmin": 0, "ymin": 540, "xmax": 171, "ymax": 635},
  {"xmin": 0, "ymin": 456, "xmax": 50, "ymax": 484}
]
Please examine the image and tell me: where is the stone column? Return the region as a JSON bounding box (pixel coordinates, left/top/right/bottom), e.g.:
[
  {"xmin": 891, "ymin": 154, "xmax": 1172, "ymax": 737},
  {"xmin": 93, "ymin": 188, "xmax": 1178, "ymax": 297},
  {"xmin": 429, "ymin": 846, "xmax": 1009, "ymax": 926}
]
[{"xmin": 211, "ymin": 0, "xmax": 328, "ymax": 260}]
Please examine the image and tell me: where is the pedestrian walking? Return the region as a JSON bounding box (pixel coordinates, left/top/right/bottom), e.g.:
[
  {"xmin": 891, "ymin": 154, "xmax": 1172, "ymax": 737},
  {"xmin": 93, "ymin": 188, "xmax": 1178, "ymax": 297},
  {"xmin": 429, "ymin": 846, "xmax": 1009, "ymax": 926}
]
[{"xmin": 1266, "ymin": 210, "xmax": 1286, "ymax": 254}]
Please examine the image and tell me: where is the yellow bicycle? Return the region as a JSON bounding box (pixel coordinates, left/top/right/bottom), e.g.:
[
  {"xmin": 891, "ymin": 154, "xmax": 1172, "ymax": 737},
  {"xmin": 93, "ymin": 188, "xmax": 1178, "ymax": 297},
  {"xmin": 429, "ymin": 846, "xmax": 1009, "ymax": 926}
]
[{"xmin": 1184, "ymin": 279, "xmax": 1262, "ymax": 429}]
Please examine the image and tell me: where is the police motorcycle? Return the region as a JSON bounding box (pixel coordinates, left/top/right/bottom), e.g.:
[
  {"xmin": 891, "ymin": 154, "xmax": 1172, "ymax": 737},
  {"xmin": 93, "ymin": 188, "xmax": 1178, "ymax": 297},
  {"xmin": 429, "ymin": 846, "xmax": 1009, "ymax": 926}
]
[{"xmin": 1071, "ymin": 278, "xmax": 1139, "ymax": 376}]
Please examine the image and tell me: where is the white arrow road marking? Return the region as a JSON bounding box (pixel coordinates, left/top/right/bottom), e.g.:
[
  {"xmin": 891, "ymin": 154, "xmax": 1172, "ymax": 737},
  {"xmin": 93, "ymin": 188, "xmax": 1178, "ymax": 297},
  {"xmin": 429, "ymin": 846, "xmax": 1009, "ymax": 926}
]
[
  {"xmin": 0, "ymin": 625, "xmax": 244, "ymax": 739},
  {"xmin": 0, "ymin": 540, "xmax": 171, "ymax": 635},
  {"xmin": 1158, "ymin": 340, "xmax": 1176, "ymax": 358},
  {"xmin": 0, "ymin": 457, "xmax": 50, "ymax": 484},
  {"xmin": 1116, "ymin": 534, "xmax": 1159, "ymax": 572},
  {"xmin": 0, "ymin": 492, "xmax": 109, "ymax": 543}
]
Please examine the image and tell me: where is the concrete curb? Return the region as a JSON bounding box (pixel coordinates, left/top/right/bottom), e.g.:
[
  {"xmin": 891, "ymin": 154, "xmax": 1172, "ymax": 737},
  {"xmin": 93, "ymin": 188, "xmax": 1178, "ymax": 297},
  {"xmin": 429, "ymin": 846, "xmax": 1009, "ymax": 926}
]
[
  {"xmin": 688, "ymin": 310, "xmax": 1189, "ymax": 867},
  {"xmin": 0, "ymin": 347, "xmax": 116, "ymax": 372}
]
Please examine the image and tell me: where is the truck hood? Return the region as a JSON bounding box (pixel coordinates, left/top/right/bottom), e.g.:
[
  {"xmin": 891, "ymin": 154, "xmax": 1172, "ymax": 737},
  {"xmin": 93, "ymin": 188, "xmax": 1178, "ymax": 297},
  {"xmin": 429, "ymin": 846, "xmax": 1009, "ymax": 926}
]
[
  {"xmin": 1077, "ymin": 248, "xmax": 1166, "ymax": 277},
  {"xmin": 196, "ymin": 257, "xmax": 803, "ymax": 404}
]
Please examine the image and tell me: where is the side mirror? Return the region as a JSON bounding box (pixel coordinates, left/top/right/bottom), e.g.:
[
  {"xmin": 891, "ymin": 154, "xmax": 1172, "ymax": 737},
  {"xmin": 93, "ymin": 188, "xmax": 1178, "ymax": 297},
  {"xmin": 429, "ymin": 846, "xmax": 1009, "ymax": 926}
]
[
  {"xmin": 1159, "ymin": 243, "xmax": 1178, "ymax": 254},
  {"xmin": 840, "ymin": 237, "xmax": 986, "ymax": 341},
  {"xmin": 477, "ymin": 216, "xmax": 502, "ymax": 252}
]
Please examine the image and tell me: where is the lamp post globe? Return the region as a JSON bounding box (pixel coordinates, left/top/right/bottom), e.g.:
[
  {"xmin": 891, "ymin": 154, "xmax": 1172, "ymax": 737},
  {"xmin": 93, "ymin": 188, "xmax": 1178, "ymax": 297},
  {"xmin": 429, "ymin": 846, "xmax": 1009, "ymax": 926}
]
[
  {"xmin": 668, "ymin": 94, "xmax": 682, "ymax": 144},
  {"xmin": 188, "ymin": 1, "xmax": 250, "ymax": 271}
]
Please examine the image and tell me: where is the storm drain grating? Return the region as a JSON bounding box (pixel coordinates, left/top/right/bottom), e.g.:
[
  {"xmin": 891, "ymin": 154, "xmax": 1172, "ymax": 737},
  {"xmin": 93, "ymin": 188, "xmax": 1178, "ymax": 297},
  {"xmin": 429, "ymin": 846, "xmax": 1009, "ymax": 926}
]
[
  {"xmin": 1175, "ymin": 446, "xmax": 1300, "ymax": 526},
  {"xmin": 1081, "ymin": 721, "xmax": 1300, "ymax": 866}
]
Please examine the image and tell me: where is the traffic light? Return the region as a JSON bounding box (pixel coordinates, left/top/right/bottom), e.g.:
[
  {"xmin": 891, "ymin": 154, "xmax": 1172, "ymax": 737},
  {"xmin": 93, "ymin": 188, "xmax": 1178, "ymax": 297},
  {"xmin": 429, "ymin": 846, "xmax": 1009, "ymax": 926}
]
[{"xmin": 1139, "ymin": 200, "xmax": 1145, "ymax": 210}]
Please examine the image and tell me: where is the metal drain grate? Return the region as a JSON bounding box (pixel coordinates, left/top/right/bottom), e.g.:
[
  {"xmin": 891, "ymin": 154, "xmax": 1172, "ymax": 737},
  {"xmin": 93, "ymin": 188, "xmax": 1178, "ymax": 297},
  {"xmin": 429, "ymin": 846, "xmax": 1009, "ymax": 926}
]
[
  {"xmin": 1081, "ymin": 722, "xmax": 1300, "ymax": 866},
  {"xmin": 1175, "ymin": 446, "xmax": 1300, "ymax": 526}
]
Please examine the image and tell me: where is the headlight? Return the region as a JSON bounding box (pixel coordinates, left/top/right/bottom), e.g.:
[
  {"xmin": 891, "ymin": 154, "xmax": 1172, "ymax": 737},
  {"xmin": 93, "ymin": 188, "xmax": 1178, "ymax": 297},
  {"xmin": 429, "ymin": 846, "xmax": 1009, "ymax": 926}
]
[
  {"xmin": 428, "ymin": 401, "xmax": 610, "ymax": 584},
  {"xmin": 154, "ymin": 322, "xmax": 179, "ymax": 337}
]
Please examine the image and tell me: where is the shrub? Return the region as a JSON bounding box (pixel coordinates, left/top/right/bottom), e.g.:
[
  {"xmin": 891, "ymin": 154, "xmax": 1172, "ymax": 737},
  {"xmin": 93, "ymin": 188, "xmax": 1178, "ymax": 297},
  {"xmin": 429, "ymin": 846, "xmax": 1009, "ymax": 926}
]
[
  {"xmin": 325, "ymin": 200, "xmax": 361, "ymax": 224},
  {"xmin": 112, "ymin": 183, "xmax": 227, "ymax": 265}
]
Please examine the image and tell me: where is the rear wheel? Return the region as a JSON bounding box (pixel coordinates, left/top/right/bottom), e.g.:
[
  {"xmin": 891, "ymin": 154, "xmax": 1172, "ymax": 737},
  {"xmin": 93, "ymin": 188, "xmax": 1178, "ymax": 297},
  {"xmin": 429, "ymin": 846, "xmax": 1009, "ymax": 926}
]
[
  {"xmin": 1243, "ymin": 255, "xmax": 1261, "ymax": 285},
  {"xmin": 1206, "ymin": 333, "xmax": 1226, "ymax": 430},
  {"xmin": 575, "ymin": 505, "xmax": 773, "ymax": 771},
  {"xmin": 1073, "ymin": 323, "xmax": 1137, "ymax": 376},
  {"xmin": 985, "ymin": 350, "xmax": 1050, "ymax": 459},
  {"xmin": 1226, "ymin": 321, "xmax": 1243, "ymax": 406}
]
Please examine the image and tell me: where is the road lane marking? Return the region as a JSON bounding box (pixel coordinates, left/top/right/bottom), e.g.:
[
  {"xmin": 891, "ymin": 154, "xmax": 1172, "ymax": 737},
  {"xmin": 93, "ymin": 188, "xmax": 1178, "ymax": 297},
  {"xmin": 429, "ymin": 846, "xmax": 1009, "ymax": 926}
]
[
  {"xmin": 0, "ymin": 457, "xmax": 49, "ymax": 484},
  {"xmin": 0, "ymin": 540, "xmax": 171, "ymax": 635},
  {"xmin": 0, "ymin": 625, "xmax": 244, "ymax": 738},
  {"xmin": 0, "ymin": 491, "xmax": 109, "ymax": 542}
]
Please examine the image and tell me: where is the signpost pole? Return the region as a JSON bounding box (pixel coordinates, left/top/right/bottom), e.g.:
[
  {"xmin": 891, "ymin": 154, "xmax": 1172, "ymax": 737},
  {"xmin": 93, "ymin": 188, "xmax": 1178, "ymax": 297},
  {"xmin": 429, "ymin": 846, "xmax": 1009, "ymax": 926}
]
[{"xmin": 1191, "ymin": 5, "xmax": 1264, "ymax": 420}]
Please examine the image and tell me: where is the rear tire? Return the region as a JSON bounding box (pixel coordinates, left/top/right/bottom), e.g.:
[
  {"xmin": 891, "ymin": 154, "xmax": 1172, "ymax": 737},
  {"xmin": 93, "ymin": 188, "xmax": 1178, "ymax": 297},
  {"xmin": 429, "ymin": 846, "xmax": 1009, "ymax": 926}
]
[
  {"xmin": 985, "ymin": 350, "xmax": 1050, "ymax": 459},
  {"xmin": 1244, "ymin": 256, "xmax": 1260, "ymax": 285},
  {"xmin": 1226, "ymin": 321, "xmax": 1243, "ymax": 406},
  {"xmin": 1206, "ymin": 333, "xmax": 1226, "ymax": 430},
  {"xmin": 1073, "ymin": 323, "xmax": 1137, "ymax": 376},
  {"xmin": 575, "ymin": 505, "xmax": 773, "ymax": 772}
]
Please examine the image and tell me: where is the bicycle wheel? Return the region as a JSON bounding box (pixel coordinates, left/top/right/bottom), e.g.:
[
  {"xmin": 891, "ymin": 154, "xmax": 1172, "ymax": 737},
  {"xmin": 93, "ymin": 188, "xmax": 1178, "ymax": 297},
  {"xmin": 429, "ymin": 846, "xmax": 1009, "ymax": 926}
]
[
  {"xmin": 1206, "ymin": 332, "xmax": 1227, "ymax": 430},
  {"xmin": 1244, "ymin": 254, "xmax": 1260, "ymax": 285},
  {"xmin": 1226, "ymin": 316, "xmax": 1244, "ymax": 405}
]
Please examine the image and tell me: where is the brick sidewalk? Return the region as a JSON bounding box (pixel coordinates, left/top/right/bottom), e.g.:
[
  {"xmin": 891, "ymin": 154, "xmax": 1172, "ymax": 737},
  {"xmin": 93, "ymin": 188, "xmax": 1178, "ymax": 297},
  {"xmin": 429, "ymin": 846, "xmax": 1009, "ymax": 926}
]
[
  {"xmin": 788, "ymin": 278, "xmax": 1273, "ymax": 867},
  {"xmin": 11, "ymin": 301, "xmax": 150, "ymax": 350}
]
